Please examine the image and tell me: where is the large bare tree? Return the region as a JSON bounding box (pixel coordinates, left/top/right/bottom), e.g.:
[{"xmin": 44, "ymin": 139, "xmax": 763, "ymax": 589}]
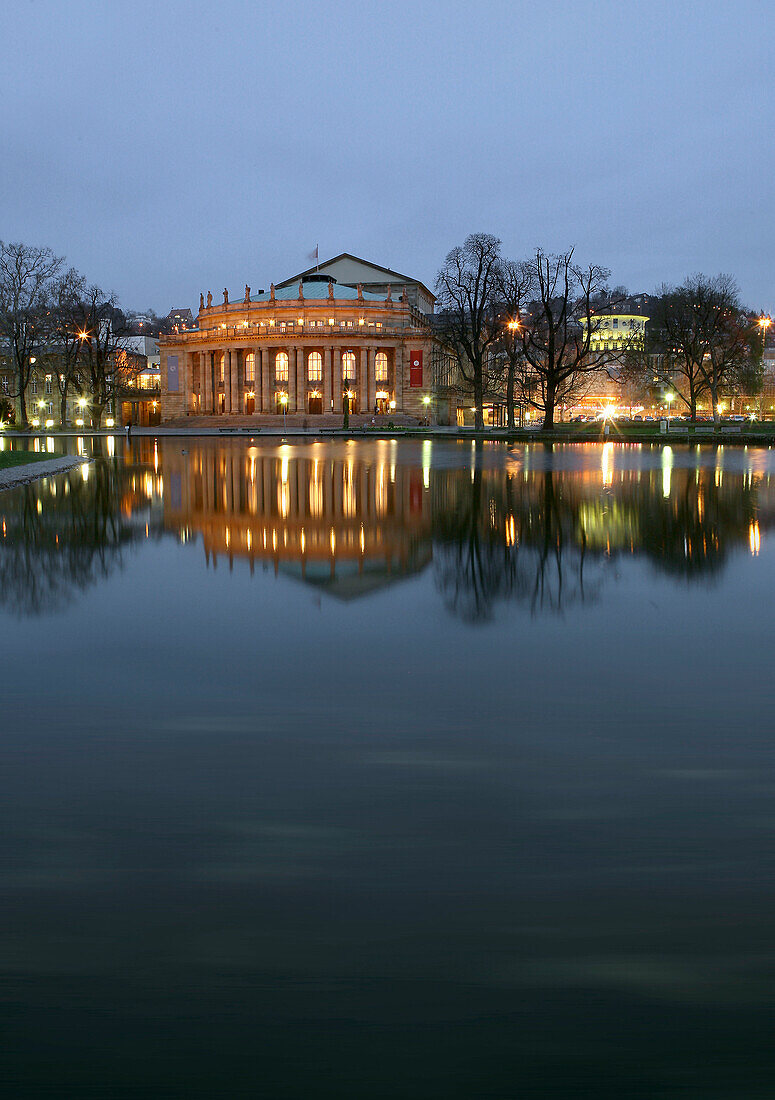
[
  {"xmin": 435, "ymin": 233, "xmax": 503, "ymax": 430},
  {"xmin": 516, "ymin": 250, "xmax": 612, "ymax": 431},
  {"xmin": 493, "ymin": 260, "xmax": 532, "ymax": 428},
  {"xmin": 70, "ymin": 286, "xmax": 135, "ymax": 428},
  {"xmin": 0, "ymin": 241, "xmax": 64, "ymax": 427},
  {"xmin": 46, "ymin": 267, "xmax": 89, "ymax": 425}
]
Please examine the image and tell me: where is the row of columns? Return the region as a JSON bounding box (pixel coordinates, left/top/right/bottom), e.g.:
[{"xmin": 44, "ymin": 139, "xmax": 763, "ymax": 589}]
[
  {"xmin": 195, "ymin": 453, "xmax": 400, "ymax": 523},
  {"xmin": 192, "ymin": 346, "xmax": 394, "ymax": 415}
]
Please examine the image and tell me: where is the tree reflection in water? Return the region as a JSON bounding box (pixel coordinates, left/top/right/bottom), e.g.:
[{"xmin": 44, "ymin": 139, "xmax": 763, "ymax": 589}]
[
  {"xmin": 432, "ymin": 443, "xmax": 762, "ymax": 622},
  {"xmin": 0, "ymin": 439, "xmax": 766, "ymax": 621},
  {"xmin": 0, "ymin": 448, "xmax": 161, "ymax": 616}
]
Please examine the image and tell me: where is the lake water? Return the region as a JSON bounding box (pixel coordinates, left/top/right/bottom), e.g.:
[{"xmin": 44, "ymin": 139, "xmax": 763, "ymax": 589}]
[{"xmin": 2, "ymin": 436, "xmax": 774, "ymax": 1098}]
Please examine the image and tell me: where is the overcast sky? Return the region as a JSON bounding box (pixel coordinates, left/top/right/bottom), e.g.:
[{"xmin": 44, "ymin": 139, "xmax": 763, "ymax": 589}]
[{"xmin": 3, "ymin": 0, "xmax": 773, "ymax": 313}]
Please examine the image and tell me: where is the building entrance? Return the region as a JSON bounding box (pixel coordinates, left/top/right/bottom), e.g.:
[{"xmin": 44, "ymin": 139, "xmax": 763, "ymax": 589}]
[{"xmin": 308, "ymin": 393, "xmax": 322, "ymax": 414}]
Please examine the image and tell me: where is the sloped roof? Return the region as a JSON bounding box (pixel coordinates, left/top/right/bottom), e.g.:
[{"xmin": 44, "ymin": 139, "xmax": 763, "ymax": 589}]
[
  {"xmin": 277, "ymin": 252, "xmax": 435, "ymax": 301},
  {"xmin": 248, "ymin": 281, "xmax": 386, "ymax": 303}
]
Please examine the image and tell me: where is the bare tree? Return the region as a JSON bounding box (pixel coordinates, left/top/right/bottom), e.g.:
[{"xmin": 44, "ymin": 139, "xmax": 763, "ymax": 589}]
[
  {"xmin": 435, "ymin": 233, "xmax": 503, "ymax": 429},
  {"xmin": 493, "ymin": 260, "xmax": 532, "ymax": 428},
  {"xmin": 0, "ymin": 241, "xmax": 64, "ymax": 427},
  {"xmin": 516, "ymin": 250, "xmax": 612, "ymax": 431},
  {"xmin": 649, "ymin": 275, "xmax": 759, "ymax": 422},
  {"xmin": 695, "ymin": 276, "xmax": 758, "ymax": 423},
  {"xmin": 70, "ymin": 286, "xmax": 136, "ymax": 427},
  {"xmin": 47, "ymin": 267, "xmax": 88, "ymax": 425}
]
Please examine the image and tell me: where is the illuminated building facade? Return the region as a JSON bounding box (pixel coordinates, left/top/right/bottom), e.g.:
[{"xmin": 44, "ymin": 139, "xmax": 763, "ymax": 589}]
[
  {"xmin": 159, "ymin": 255, "xmax": 438, "ymax": 423},
  {"xmin": 580, "ymin": 312, "xmax": 648, "ymax": 353}
]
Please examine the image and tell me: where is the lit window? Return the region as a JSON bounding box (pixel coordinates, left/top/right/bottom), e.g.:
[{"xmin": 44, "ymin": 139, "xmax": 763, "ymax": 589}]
[
  {"xmin": 245, "ymin": 352, "xmax": 256, "ymax": 382},
  {"xmin": 219, "ymin": 355, "xmax": 225, "ymax": 383},
  {"xmin": 275, "ymin": 351, "xmax": 289, "ymax": 382},
  {"xmin": 45, "ymin": 374, "xmax": 52, "ymax": 393},
  {"xmin": 375, "ymin": 352, "xmax": 388, "ymax": 382},
  {"xmin": 31, "ymin": 377, "xmax": 38, "ymax": 394},
  {"xmin": 342, "ymin": 351, "xmax": 356, "ymax": 381},
  {"xmin": 308, "ymin": 351, "xmax": 322, "ymax": 382}
]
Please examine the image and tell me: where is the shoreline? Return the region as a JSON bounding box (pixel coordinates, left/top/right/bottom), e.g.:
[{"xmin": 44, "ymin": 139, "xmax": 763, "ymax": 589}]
[
  {"xmin": 2, "ymin": 426, "xmax": 774, "ymax": 447},
  {"xmin": 0, "ymin": 455, "xmax": 91, "ymax": 493}
]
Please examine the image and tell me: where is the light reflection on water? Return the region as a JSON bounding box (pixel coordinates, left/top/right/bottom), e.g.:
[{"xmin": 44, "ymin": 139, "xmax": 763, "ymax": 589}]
[{"xmin": 1, "ymin": 437, "xmax": 775, "ymax": 1097}]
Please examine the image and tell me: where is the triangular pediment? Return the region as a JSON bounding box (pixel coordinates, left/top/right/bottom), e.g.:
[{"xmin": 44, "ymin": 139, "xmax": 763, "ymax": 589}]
[{"xmin": 277, "ymin": 253, "xmax": 435, "ymax": 304}]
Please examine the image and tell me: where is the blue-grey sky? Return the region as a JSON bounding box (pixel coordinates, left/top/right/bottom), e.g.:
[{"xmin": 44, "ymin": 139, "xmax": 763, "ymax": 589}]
[{"xmin": 4, "ymin": 0, "xmax": 773, "ymax": 312}]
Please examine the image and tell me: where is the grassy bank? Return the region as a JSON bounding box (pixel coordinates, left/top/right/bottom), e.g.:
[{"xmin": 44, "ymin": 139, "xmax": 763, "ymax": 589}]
[{"xmin": 0, "ymin": 450, "xmax": 57, "ymax": 471}]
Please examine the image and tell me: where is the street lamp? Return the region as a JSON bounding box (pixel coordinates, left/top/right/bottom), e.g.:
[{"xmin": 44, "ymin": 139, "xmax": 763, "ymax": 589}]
[
  {"xmin": 665, "ymin": 391, "xmax": 675, "ymax": 429},
  {"xmin": 279, "ymin": 390, "xmax": 288, "ymax": 431}
]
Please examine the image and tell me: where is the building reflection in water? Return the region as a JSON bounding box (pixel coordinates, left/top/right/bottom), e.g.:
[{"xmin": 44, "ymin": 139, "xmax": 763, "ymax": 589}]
[
  {"xmin": 157, "ymin": 439, "xmax": 774, "ymax": 617},
  {"xmin": 162, "ymin": 440, "xmax": 432, "ymax": 599},
  {"xmin": 1, "ymin": 437, "xmax": 772, "ymax": 619}
]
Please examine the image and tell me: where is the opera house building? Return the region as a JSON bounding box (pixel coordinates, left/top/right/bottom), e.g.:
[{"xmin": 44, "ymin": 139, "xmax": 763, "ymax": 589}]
[{"xmin": 159, "ymin": 254, "xmax": 438, "ymax": 424}]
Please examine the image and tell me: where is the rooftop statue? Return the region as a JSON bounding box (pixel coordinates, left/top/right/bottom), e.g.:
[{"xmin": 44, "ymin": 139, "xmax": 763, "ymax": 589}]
[
  {"xmin": 328, "ymin": 280, "xmax": 334, "ymax": 301},
  {"xmin": 207, "ymin": 291, "xmax": 212, "ymax": 308},
  {"xmin": 298, "ymin": 281, "xmax": 304, "ymax": 300},
  {"xmin": 223, "ymin": 288, "xmax": 229, "ymax": 305},
  {"xmin": 270, "ymin": 283, "xmax": 276, "ymax": 302},
  {"xmin": 245, "ymin": 284, "xmax": 250, "ymax": 302},
  {"xmin": 200, "ymin": 293, "xmax": 204, "ymax": 312},
  {"xmin": 357, "ymin": 283, "xmax": 364, "ymax": 301}
]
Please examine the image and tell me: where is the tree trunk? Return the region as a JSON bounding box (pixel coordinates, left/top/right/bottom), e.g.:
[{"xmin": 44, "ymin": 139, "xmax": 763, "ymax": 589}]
[
  {"xmin": 506, "ymin": 361, "xmax": 515, "ymax": 429},
  {"xmin": 473, "ymin": 370, "xmax": 484, "ymax": 431},
  {"xmin": 542, "ymin": 383, "xmax": 556, "ymax": 431},
  {"xmin": 60, "ymin": 390, "xmax": 69, "ymax": 426},
  {"xmin": 91, "ymin": 403, "xmax": 106, "ymax": 429},
  {"xmin": 16, "ymin": 389, "xmax": 29, "ymax": 429}
]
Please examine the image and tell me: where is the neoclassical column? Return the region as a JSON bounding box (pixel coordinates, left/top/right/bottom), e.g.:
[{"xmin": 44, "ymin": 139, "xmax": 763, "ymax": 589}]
[
  {"xmin": 179, "ymin": 351, "xmax": 189, "ymax": 414},
  {"xmin": 229, "ymin": 348, "xmax": 239, "ymax": 414},
  {"xmin": 288, "ymin": 345, "xmax": 297, "ymax": 413},
  {"xmin": 220, "ymin": 347, "xmax": 229, "ymax": 413},
  {"xmin": 367, "ymin": 347, "xmax": 377, "ymax": 414},
  {"xmin": 249, "ymin": 348, "xmax": 259, "ymax": 416},
  {"xmin": 202, "ymin": 350, "xmax": 212, "ymax": 414},
  {"xmin": 333, "ymin": 347, "xmax": 342, "ymax": 414},
  {"xmin": 296, "ymin": 347, "xmax": 305, "ymax": 412},
  {"xmin": 323, "ymin": 346, "xmax": 333, "ymax": 414},
  {"xmin": 359, "ymin": 347, "xmax": 368, "ymax": 411},
  {"xmin": 261, "ymin": 347, "xmax": 270, "ymax": 413}
]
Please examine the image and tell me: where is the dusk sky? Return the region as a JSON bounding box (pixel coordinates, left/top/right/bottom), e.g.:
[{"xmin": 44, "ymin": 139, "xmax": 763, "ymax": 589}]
[{"xmin": 4, "ymin": 0, "xmax": 773, "ymax": 313}]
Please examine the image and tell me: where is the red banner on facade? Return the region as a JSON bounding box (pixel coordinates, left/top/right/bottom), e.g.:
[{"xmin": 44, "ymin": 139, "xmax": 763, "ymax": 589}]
[{"xmin": 409, "ymin": 350, "xmax": 423, "ymax": 387}]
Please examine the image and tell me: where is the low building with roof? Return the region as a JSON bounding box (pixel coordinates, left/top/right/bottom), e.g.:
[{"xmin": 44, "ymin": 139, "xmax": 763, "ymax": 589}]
[{"xmin": 159, "ymin": 255, "xmax": 438, "ymax": 422}]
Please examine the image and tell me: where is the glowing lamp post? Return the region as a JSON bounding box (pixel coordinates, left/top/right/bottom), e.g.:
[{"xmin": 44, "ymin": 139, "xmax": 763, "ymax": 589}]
[
  {"xmin": 279, "ymin": 391, "xmax": 288, "ymax": 432},
  {"xmin": 665, "ymin": 392, "xmax": 675, "ymax": 428}
]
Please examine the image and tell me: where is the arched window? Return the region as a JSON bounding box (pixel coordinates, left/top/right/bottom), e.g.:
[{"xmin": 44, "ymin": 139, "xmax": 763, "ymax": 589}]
[
  {"xmin": 375, "ymin": 352, "xmax": 388, "ymax": 382},
  {"xmin": 308, "ymin": 351, "xmax": 322, "ymax": 381},
  {"xmin": 342, "ymin": 351, "xmax": 356, "ymax": 381},
  {"xmin": 244, "ymin": 352, "xmax": 255, "ymax": 382},
  {"xmin": 275, "ymin": 351, "xmax": 289, "ymax": 381}
]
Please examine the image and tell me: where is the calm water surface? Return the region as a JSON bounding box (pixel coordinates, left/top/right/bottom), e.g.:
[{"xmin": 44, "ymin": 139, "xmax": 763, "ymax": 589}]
[{"xmin": 2, "ymin": 436, "xmax": 774, "ymax": 1098}]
